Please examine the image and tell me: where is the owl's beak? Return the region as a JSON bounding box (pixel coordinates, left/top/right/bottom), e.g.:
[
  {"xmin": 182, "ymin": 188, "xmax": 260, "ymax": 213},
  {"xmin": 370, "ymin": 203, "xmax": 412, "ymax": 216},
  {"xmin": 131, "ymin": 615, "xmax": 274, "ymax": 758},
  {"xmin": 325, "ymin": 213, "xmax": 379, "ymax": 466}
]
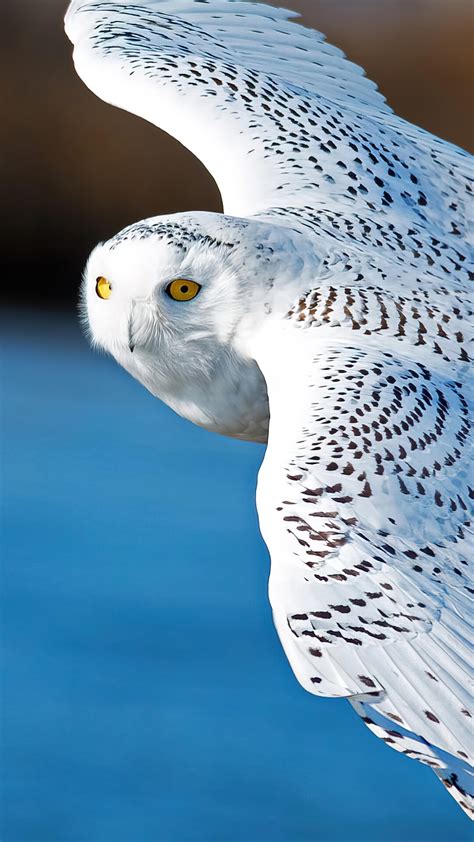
[
  {"xmin": 128, "ymin": 304, "xmax": 135, "ymax": 352},
  {"xmin": 127, "ymin": 297, "xmax": 157, "ymax": 354},
  {"xmin": 128, "ymin": 319, "xmax": 135, "ymax": 353}
]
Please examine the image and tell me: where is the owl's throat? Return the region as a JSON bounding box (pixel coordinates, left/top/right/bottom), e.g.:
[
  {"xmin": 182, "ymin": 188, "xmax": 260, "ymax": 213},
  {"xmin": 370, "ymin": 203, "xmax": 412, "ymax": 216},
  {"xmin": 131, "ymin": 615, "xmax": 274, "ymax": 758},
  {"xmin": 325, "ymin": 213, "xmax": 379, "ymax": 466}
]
[
  {"xmin": 121, "ymin": 342, "xmax": 270, "ymax": 444},
  {"xmin": 163, "ymin": 356, "xmax": 270, "ymax": 443}
]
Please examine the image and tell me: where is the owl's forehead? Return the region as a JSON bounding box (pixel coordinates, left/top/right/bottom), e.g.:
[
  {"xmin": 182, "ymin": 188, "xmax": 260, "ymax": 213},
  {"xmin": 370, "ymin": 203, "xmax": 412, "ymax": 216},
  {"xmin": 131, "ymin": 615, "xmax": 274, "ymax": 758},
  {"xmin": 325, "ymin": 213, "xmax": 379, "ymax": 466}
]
[
  {"xmin": 108, "ymin": 219, "xmax": 197, "ymax": 253},
  {"xmin": 107, "ymin": 214, "xmax": 245, "ymax": 254}
]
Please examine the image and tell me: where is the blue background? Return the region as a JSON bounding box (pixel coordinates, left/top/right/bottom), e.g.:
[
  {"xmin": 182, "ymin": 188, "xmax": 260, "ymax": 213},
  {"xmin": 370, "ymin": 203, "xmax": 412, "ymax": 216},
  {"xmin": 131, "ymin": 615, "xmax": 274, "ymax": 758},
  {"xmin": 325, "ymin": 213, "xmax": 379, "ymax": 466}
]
[{"xmin": 2, "ymin": 312, "xmax": 471, "ymax": 842}]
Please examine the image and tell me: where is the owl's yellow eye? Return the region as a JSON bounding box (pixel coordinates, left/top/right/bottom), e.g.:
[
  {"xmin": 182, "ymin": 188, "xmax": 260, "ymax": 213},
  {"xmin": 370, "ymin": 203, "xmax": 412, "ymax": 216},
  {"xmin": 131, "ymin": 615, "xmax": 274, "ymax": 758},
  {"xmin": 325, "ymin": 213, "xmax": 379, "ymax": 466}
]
[
  {"xmin": 95, "ymin": 276, "xmax": 112, "ymax": 300},
  {"xmin": 166, "ymin": 279, "xmax": 201, "ymax": 301}
]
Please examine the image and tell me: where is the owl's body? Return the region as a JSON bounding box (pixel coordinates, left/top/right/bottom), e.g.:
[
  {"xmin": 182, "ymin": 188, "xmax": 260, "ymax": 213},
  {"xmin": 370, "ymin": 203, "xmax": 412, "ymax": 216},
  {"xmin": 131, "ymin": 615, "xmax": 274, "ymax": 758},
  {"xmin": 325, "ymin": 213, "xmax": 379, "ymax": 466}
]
[{"xmin": 66, "ymin": 0, "xmax": 473, "ymax": 818}]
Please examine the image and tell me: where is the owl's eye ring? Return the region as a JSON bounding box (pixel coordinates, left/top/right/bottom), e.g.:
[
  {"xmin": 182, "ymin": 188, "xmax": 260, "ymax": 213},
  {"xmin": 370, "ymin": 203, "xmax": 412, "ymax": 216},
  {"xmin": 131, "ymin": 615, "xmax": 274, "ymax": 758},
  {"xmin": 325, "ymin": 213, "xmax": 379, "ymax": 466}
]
[
  {"xmin": 96, "ymin": 276, "xmax": 112, "ymax": 300},
  {"xmin": 166, "ymin": 279, "xmax": 201, "ymax": 302}
]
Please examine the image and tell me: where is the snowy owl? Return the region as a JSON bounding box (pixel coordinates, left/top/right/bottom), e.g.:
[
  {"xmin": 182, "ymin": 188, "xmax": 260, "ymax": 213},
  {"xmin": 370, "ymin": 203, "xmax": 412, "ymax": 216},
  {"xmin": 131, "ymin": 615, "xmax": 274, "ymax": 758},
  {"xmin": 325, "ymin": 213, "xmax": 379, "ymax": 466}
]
[{"xmin": 65, "ymin": 0, "xmax": 473, "ymax": 816}]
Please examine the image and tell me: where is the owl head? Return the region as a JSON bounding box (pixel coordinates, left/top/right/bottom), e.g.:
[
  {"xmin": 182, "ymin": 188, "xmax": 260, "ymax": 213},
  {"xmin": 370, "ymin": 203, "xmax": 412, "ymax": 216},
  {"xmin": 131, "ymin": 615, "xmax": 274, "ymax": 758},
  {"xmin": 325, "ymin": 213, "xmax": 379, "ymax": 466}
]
[{"xmin": 80, "ymin": 210, "xmax": 311, "ymax": 440}]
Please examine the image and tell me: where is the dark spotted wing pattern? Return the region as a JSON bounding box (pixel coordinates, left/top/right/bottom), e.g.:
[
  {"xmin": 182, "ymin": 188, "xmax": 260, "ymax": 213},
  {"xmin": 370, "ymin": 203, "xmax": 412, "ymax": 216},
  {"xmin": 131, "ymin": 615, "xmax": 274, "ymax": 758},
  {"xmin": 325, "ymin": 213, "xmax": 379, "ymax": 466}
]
[{"xmin": 255, "ymin": 310, "xmax": 473, "ymax": 815}]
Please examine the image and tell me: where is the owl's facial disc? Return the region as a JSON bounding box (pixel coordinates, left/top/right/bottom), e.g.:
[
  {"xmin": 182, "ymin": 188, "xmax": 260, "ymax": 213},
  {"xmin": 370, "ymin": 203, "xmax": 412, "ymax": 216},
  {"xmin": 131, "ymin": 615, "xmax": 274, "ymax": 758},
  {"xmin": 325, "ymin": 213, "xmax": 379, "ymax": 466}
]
[
  {"xmin": 92, "ymin": 272, "xmax": 203, "ymax": 351},
  {"xmin": 83, "ymin": 211, "xmax": 277, "ymax": 367}
]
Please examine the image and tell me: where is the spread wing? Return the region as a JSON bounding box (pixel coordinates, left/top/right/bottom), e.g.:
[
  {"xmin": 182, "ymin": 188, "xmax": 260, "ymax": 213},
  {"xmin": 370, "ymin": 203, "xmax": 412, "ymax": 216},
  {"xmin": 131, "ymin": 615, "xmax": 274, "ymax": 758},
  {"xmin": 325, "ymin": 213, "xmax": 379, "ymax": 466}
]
[
  {"xmin": 253, "ymin": 264, "xmax": 473, "ymax": 816},
  {"xmin": 65, "ymin": 0, "xmax": 470, "ymax": 238}
]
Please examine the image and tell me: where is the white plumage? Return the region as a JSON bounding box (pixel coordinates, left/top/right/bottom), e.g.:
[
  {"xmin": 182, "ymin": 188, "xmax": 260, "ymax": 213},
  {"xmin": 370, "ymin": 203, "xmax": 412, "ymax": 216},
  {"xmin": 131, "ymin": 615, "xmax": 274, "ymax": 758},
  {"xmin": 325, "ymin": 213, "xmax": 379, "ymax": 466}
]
[{"xmin": 65, "ymin": 0, "xmax": 473, "ymax": 816}]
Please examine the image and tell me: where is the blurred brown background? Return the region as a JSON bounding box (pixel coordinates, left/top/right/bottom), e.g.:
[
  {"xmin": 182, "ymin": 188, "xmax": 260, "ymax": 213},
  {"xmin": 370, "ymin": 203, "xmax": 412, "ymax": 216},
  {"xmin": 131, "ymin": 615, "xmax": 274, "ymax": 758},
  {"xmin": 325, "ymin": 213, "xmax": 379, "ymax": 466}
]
[{"xmin": 2, "ymin": 0, "xmax": 473, "ymax": 309}]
